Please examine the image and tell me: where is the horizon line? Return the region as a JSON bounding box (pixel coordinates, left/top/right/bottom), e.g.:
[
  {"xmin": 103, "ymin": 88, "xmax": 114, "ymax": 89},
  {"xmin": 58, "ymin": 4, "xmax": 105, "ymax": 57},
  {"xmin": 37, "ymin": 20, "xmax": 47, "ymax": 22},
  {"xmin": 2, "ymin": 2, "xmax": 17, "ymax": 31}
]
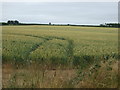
[{"xmin": 0, "ymin": 21, "xmax": 118, "ymax": 25}]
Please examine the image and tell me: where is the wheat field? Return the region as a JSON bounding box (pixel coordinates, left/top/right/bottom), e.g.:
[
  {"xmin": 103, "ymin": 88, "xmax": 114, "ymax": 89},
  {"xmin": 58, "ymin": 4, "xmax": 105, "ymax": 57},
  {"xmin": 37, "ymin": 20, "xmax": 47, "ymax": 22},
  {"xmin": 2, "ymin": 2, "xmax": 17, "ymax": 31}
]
[{"xmin": 2, "ymin": 25, "xmax": 118, "ymax": 88}]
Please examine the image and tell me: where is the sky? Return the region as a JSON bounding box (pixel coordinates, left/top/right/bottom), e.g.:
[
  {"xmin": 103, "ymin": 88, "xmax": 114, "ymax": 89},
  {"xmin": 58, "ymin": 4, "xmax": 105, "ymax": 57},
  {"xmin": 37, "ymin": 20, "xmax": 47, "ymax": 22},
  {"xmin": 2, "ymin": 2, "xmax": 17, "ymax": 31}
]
[{"xmin": 1, "ymin": 2, "xmax": 118, "ymax": 25}]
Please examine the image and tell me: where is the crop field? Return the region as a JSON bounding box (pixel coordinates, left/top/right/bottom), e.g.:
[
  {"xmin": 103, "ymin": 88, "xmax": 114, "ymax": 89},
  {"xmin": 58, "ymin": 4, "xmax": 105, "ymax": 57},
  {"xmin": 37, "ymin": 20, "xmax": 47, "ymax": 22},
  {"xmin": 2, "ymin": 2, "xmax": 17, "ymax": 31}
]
[{"xmin": 2, "ymin": 25, "xmax": 118, "ymax": 88}]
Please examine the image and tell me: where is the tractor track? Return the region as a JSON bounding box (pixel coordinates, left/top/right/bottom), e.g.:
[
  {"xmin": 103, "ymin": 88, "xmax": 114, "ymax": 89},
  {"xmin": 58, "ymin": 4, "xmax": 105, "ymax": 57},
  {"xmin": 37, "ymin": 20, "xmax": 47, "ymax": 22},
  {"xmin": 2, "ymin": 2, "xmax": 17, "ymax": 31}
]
[{"xmin": 6, "ymin": 33, "xmax": 74, "ymax": 64}]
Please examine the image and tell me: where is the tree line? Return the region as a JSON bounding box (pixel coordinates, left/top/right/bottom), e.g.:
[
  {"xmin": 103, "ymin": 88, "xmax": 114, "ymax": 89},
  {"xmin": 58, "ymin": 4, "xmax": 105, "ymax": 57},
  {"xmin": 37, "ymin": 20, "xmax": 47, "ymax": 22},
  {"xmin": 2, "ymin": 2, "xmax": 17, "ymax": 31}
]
[
  {"xmin": 7, "ymin": 20, "xmax": 19, "ymax": 25},
  {"xmin": 0, "ymin": 20, "xmax": 120, "ymax": 28},
  {"xmin": 0, "ymin": 20, "xmax": 19, "ymax": 25},
  {"xmin": 100, "ymin": 23, "xmax": 120, "ymax": 28}
]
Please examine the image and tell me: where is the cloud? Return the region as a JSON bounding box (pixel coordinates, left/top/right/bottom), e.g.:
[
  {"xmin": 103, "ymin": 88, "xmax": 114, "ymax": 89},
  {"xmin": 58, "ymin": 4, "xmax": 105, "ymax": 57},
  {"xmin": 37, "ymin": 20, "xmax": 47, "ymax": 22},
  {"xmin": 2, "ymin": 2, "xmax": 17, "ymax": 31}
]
[{"xmin": 1, "ymin": 2, "xmax": 118, "ymax": 24}]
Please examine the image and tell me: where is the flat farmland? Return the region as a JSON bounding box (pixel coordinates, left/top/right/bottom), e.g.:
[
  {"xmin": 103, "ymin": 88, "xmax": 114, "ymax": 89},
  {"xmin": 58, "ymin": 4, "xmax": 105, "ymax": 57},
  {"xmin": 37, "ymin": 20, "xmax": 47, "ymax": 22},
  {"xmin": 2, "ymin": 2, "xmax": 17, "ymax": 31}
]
[{"xmin": 2, "ymin": 26, "xmax": 118, "ymax": 88}]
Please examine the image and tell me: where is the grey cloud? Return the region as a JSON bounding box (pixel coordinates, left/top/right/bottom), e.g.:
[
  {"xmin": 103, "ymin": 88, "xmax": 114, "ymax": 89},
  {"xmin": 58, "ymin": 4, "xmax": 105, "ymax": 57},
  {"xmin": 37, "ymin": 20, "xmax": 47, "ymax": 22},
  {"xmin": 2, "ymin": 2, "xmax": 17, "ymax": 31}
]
[{"xmin": 2, "ymin": 2, "xmax": 118, "ymax": 24}]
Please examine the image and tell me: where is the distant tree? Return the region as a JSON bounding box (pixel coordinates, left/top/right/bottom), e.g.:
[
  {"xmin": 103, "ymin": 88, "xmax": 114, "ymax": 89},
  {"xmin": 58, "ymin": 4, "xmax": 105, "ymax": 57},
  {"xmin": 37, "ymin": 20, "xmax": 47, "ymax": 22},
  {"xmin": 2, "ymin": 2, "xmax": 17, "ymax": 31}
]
[
  {"xmin": 7, "ymin": 20, "xmax": 14, "ymax": 25},
  {"xmin": 100, "ymin": 23, "xmax": 120, "ymax": 28},
  {"xmin": 1, "ymin": 22, "xmax": 7, "ymax": 25},
  {"xmin": 7, "ymin": 20, "xmax": 11, "ymax": 25},
  {"xmin": 100, "ymin": 24, "xmax": 105, "ymax": 27},
  {"xmin": 49, "ymin": 22, "xmax": 51, "ymax": 25},
  {"xmin": 7, "ymin": 20, "xmax": 19, "ymax": 25},
  {"xmin": 14, "ymin": 20, "xmax": 19, "ymax": 25},
  {"xmin": 11, "ymin": 21, "xmax": 14, "ymax": 25}
]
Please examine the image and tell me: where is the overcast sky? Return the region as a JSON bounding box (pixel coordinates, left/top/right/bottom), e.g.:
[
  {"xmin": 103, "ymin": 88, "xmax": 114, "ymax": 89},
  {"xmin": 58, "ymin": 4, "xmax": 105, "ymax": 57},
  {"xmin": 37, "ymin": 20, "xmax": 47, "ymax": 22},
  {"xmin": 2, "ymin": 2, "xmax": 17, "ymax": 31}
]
[{"xmin": 1, "ymin": 2, "xmax": 118, "ymax": 25}]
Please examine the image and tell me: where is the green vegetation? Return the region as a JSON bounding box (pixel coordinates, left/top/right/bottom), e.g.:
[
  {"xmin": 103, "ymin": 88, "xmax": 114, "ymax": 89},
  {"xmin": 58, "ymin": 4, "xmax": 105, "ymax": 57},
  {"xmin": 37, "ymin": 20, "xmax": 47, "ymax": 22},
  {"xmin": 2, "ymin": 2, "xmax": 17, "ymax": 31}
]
[
  {"xmin": 2, "ymin": 26, "xmax": 118, "ymax": 65},
  {"xmin": 2, "ymin": 25, "xmax": 118, "ymax": 88}
]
